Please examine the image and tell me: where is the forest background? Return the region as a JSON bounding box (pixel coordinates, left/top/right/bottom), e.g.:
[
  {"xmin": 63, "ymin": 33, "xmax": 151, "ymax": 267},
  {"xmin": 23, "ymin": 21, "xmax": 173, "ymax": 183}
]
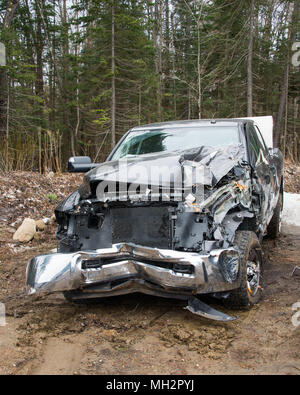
[{"xmin": 0, "ymin": 0, "xmax": 299, "ymax": 172}]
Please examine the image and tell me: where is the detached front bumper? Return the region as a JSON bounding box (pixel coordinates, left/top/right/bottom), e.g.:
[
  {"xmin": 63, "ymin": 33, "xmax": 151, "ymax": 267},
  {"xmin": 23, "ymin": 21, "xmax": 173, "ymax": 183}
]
[{"xmin": 26, "ymin": 243, "xmax": 240, "ymax": 299}]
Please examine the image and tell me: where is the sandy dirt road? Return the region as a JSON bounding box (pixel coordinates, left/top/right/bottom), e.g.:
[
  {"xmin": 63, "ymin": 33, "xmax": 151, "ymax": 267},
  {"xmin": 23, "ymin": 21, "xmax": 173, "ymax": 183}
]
[{"xmin": 0, "ymin": 171, "xmax": 299, "ymax": 375}]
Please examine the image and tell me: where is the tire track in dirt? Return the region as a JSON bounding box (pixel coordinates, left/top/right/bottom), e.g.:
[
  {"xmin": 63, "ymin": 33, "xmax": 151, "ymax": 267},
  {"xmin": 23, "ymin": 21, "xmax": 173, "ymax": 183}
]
[{"xmin": 30, "ymin": 337, "xmax": 86, "ymax": 375}]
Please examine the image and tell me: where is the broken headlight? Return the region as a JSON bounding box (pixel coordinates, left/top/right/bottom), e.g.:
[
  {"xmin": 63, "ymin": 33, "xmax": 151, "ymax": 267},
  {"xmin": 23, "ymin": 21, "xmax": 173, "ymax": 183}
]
[
  {"xmin": 218, "ymin": 250, "xmax": 240, "ymax": 283},
  {"xmin": 55, "ymin": 190, "xmax": 80, "ymax": 213}
]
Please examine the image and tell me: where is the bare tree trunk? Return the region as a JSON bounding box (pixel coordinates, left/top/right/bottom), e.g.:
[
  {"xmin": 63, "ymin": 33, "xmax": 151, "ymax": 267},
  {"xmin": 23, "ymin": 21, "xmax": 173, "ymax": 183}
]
[
  {"xmin": 111, "ymin": 3, "xmax": 116, "ymax": 149},
  {"xmin": 170, "ymin": 10, "xmax": 177, "ymax": 119},
  {"xmin": 154, "ymin": 0, "xmax": 163, "ymax": 121},
  {"xmin": 0, "ymin": 0, "xmax": 19, "ymax": 138},
  {"xmin": 275, "ymin": 60, "xmax": 290, "ymax": 149},
  {"xmin": 274, "ymin": 2, "xmax": 299, "ymax": 148},
  {"xmin": 158, "ymin": 0, "xmax": 163, "ymax": 121},
  {"xmin": 294, "ymin": 97, "xmax": 299, "ymax": 160},
  {"xmin": 50, "ymin": 0, "xmax": 56, "ymax": 132},
  {"xmin": 138, "ymin": 85, "xmax": 142, "ymax": 126},
  {"xmin": 74, "ymin": 2, "xmax": 80, "ymax": 151},
  {"xmin": 195, "ymin": 1, "xmax": 204, "ymax": 120},
  {"xmin": 282, "ymin": 86, "xmax": 289, "ymax": 157},
  {"xmin": 293, "ymin": 97, "xmax": 299, "ymax": 162},
  {"xmin": 188, "ymin": 87, "xmax": 191, "ymax": 120},
  {"xmin": 38, "ymin": 127, "xmax": 42, "ymax": 174},
  {"xmin": 35, "ymin": 0, "xmax": 44, "ymax": 107},
  {"xmin": 247, "ymin": 0, "xmax": 254, "ymax": 117},
  {"xmin": 184, "ymin": 8, "xmax": 191, "ymax": 118},
  {"xmin": 5, "ymin": 82, "xmax": 10, "ymax": 169},
  {"xmin": 197, "ymin": 19, "xmax": 201, "ymax": 119},
  {"xmin": 0, "ymin": 68, "xmax": 8, "ymax": 138}
]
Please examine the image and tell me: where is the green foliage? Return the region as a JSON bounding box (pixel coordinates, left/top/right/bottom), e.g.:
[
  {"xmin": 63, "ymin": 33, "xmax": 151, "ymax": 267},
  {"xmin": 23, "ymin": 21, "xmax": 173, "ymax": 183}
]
[{"xmin": 46, "ymin": 193, "xmax": 58, "ymax": 202}]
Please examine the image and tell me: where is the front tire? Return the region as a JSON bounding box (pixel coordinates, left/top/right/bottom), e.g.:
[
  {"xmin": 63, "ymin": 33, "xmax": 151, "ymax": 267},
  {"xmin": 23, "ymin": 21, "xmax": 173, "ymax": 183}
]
[{"xmin": 226, "ymin": 231, "xmax": 263, "ymax": 310}]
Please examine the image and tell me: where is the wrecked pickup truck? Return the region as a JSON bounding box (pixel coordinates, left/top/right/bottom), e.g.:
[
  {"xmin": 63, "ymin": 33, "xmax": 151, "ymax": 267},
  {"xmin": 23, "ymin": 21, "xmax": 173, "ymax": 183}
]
[{"xmin": 26, "ymin": 117, "xmax": 284, "ymax": 321}]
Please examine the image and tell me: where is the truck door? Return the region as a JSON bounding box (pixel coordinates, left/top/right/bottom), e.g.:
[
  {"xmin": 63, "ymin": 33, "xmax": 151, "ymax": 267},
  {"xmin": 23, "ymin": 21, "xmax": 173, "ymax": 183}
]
[
  {"xmin": 246, "ymin": 123, "xmax": 275, "ymax": 233},
  {"xmin": 254, "ymin": 124, "xmax": 279, "ymax": 200}
]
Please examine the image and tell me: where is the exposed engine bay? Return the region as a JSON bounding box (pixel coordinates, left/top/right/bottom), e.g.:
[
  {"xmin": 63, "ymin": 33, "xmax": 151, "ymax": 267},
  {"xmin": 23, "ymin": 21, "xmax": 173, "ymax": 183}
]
[{"xmin": 56, "ymin": 144, "xmax": 253, "ymax": 254}]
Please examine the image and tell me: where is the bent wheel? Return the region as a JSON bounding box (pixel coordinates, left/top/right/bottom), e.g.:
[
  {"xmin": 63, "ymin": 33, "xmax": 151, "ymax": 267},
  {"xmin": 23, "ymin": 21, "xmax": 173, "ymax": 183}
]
[{"xmin": 225, "ymin": 231, "xmax": 263, "ymax": 310}]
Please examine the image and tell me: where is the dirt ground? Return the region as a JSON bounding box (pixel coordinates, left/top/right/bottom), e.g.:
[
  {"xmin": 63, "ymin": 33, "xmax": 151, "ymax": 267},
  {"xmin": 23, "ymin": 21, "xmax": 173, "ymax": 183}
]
[{"xmin": 0, "ymin": 170, "xmax": 300, "ymax": 375}]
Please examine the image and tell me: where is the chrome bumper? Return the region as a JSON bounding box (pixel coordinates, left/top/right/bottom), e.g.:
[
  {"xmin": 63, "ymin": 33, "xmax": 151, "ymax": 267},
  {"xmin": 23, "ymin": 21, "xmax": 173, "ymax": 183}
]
[{"xmin": 26, "ymin": 243, "xmax": 240, "ymax": 297}]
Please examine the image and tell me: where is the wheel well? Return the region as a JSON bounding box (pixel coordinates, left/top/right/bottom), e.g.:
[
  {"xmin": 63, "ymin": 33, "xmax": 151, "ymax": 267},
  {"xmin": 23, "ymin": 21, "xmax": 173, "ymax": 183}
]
[{"xmin": 237, "ymin": 216, "xmax": 258, "ymax": 233}]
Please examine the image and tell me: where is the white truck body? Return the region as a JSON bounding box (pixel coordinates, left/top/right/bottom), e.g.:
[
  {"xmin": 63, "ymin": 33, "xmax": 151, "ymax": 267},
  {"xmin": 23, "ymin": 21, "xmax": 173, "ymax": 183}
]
[{"xmin": 236, "ymin": 116, "xmax": 274, "ymax": 149}]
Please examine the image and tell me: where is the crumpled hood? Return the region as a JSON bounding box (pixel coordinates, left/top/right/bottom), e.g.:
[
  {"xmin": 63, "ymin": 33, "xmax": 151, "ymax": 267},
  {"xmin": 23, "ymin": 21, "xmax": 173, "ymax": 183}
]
[{"xmin": 84, "ymin": 144, "xmax": 245, "ymax": 190}]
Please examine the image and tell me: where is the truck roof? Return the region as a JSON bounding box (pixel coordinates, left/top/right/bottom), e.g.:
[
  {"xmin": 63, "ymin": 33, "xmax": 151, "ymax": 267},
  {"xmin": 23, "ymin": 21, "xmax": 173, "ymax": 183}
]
[{"xmin": 131, "ymin": 119, "xmax": 252, "ymax": 131}]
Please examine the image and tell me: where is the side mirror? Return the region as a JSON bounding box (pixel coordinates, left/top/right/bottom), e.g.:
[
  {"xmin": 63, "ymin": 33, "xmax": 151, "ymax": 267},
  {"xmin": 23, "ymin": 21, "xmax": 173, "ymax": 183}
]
[{"xmin": 68, "ymin": 156, "xmax": 98, "ymax": 173}]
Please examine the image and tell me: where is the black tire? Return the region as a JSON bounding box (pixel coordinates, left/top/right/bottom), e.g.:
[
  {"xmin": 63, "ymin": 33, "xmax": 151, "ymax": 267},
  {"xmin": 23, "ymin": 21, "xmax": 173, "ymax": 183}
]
[
  {"xmin": 225, "ymin": 231, "xmax": 263, "ymax": 310},
  {"xmin": 267, "ymin": 192, "xmax": 283, "ymax": 239}
]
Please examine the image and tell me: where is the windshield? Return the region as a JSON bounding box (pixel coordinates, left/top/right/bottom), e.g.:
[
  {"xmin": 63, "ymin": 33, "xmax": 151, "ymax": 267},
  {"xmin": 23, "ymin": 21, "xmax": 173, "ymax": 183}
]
[{"xmin": 111, "ymin": 126, "xmax": 240, "ymax": 160}]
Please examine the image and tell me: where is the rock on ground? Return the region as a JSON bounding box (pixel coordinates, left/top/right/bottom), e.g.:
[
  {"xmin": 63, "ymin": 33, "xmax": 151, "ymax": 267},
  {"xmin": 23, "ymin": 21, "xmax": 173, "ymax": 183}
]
[{"xmin": 35, "ymin": 220, "xmax": 46, "ymax": 231}]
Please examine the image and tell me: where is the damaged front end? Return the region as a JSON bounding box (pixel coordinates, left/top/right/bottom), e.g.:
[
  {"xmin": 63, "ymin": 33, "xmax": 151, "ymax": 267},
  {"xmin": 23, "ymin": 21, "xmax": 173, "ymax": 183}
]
[
  {"xmin": 27, "ymin": 243, "xmax": 240, "ymax": 297},
  {"xmin": 26, "ymin": 144, "xmax": 254, "ymax": 313}
]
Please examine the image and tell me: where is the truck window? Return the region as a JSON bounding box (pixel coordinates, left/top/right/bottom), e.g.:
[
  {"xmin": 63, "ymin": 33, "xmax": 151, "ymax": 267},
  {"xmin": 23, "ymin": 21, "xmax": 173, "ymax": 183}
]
[
  {"xmin": 248, "ymin": 125, "xmax": 267, "ymax": 165},
  {"xmin": 254, "ymin": 125, "xmax": 269, "ymax": 157},
  {"xmin": 111, "ymin": 125, "xmax": 240, "ymax": 160}
]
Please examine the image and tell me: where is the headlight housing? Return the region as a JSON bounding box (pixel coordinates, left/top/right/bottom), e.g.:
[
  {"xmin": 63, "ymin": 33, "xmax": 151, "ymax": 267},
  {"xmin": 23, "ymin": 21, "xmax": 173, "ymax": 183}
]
[{"xmin": 218, "ymin": 250, "xmax": 240, "ymax": 283}]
